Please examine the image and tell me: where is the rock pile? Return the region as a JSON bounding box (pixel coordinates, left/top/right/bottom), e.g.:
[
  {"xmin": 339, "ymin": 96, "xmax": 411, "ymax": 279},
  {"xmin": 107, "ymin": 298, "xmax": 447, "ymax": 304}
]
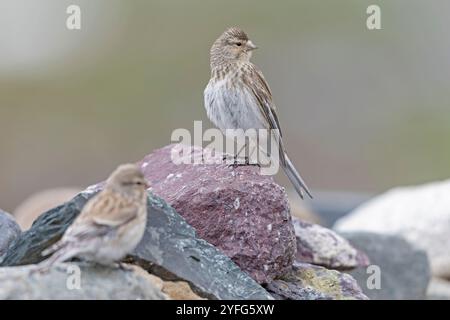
[{"xmin": 0, "ymin": 144, "xmax": 370, "ymax": 300}]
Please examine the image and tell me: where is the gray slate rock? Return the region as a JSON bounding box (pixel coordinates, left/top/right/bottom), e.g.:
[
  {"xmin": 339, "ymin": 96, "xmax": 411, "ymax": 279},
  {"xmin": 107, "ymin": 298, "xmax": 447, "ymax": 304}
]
[
  {"xmin": 341, "ymin": 232, "xmax": 430, "ymax": 300},
  {"xmin": 265, "ymin": 262, "xmax": 368, "ymax": 300},
  {"xmin": 0, "ymin": 263, "xmax": 168, "ymax": 300},
  {"xmin": 0, "ymin": 210, "xmax": 21, "ymax": 262},
  {"xmin": 292, "ymin": 217, "xmax": 369, "ymax": 270},
  {"xmin": 0, "ymin": 192, "xmax": 272, "ymax": 300},
  {"xmin": 1, "ymin": 196, "xmax": 86, "ymax": 266}
]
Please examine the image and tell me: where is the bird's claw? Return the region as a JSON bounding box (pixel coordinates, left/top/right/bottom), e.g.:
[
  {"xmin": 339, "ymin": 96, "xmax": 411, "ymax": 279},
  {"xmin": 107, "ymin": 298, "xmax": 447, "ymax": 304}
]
[{"xmin": 225, "ymin": 155, "xmax": 260, "ymax": 168}]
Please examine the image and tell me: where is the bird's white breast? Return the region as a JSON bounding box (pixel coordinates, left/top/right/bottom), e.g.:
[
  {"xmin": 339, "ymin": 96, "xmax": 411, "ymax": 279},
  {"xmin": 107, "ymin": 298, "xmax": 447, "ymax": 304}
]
[{"xmin": 204, "ymin": 77, "xmax": 267, "ymax": 132}]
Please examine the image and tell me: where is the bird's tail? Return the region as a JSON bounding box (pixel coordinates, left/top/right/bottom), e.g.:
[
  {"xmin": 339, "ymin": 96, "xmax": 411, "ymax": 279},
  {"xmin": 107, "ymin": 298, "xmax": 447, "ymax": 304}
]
[
  {"xmin": 39, "ymin": 241, "xmax": 76, "ymax": 269},
  {"xmin": 42, "ymin": 239, "xmax": 66, "ymax": 257},
  {"xmin": 282, "ymin": 153, "xmax": 313, "ymax": 199},
  {"xmin": 257, "ymin": 132, "xmax": 313, "ymax": 199}
]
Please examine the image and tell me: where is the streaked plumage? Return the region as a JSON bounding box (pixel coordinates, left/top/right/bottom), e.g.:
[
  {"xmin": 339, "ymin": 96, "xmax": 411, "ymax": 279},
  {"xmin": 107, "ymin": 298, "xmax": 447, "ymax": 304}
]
[
  {"xmin": 39, "ymin": 164, "xmax": 149, "ymax": 268},
  {"xmin": 204, "ymin": 27, "xmax": 312, "ymax": 199}
]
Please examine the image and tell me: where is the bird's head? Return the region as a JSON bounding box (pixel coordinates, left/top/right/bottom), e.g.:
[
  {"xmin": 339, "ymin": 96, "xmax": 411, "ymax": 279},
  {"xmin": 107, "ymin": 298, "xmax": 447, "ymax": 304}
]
[
  {"xmin": 106, "ymin": 164, "xmax": 150, "ymax": 198},
  {"xmin": 210, "ymin": 27, "xmax": 257, "ymax": 68}
]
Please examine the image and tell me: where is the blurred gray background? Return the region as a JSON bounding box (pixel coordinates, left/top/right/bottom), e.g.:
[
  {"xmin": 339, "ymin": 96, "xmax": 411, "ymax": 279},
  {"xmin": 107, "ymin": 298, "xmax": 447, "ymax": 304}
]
[{"xmin": 1, "ymin": 0, "xmax": 449, "ymax": 212}]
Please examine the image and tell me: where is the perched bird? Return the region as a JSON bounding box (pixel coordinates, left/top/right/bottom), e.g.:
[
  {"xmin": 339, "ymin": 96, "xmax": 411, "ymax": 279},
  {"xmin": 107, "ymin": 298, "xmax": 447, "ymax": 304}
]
[
  {"xmin": 204, "ymin": 27, "xmax": 313, "ymax": 199},
  {"xmin": 39, "ymin": 164, "xmax": 149, "ymax": 269}
]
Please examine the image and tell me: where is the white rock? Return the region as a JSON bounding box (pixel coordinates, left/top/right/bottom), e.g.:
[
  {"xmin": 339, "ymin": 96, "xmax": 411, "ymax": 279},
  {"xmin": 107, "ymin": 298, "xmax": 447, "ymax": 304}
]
[
  {"xmin": 335, "ymin": 180, "xmax": 450, "ymax": 278},
  {"xmin": 427, "ymin": 277, "xmax": 450, "ymax": 300}
]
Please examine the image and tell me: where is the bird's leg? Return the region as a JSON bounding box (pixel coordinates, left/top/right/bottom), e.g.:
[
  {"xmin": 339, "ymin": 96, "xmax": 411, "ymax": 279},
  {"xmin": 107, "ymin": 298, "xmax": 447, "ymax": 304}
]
[
  {"xmin": 226, "ymin": 142, "xmax": 247, "ymax": 167},
  {"xmin": 245, "ymin": 143, "xmax": 260, "ymax": 167},
  {"xmin": 227, "ymin": 154, "xmax": 245, "ymax": 168},
  {"xmin": 236, "ymin": 142, "xmax": 247, "ymax": 164},
  {"xmin": 230, "ymin": 142, "xmax": 261, "ymax": 167}
]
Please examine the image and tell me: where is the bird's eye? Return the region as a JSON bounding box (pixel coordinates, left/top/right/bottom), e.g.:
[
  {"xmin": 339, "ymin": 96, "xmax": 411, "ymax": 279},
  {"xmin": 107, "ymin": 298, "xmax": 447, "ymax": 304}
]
[{"xmin": 235, "ymin": 42, "xmax": 242, "ymax": 46}]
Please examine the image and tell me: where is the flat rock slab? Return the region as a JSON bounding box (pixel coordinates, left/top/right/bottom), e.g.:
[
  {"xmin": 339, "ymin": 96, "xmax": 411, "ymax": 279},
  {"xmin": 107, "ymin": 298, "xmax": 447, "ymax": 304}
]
[
  {"xmin": 0, "ymin": 192, "xmax": 272, "ymax": 300},
  {"xmin": 0, "ymin": 263, "xmax": 168, "ymax": 300}
]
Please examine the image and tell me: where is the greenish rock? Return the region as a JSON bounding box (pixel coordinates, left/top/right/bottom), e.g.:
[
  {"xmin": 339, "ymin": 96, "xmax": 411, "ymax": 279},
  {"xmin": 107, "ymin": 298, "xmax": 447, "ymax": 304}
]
[
  {"xmin": 265, "ymin": 262, "xmax": 368, "ymax": 300},
  {"xmin": 0, "ymin": 263, "xmax": 168, "ymax": 300},
  {"xmin": 0, "ymin": 191, "xmax": 272, "ymax": 300}
]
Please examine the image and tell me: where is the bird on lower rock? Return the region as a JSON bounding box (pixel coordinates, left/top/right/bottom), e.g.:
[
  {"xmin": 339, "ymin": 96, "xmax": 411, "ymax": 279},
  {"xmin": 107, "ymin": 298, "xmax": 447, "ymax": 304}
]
[{"xmin": 37, "ymin": 163, "xmax": 149, "ymax": 271}]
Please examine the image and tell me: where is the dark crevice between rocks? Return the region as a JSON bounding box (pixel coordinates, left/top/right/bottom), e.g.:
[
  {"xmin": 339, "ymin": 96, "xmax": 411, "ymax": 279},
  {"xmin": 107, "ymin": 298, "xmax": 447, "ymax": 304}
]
[{"xmin": 123, "ymin": 255, "xmax": 216, "ymax": 300}]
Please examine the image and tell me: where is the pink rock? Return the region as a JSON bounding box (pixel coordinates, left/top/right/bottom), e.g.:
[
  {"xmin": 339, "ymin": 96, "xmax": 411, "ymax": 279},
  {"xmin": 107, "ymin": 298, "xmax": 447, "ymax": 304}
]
[{"xmin": 138, "ymin": 144, "xmax": 296, "ymax": 284}]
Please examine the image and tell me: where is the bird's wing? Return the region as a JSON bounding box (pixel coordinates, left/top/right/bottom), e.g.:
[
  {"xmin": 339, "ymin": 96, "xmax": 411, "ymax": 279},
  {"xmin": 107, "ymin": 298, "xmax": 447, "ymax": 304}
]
[
  {"xmin": 242, "ymin": 62, "xmax": 287, "ymax": 167},
  {"xmin": 242, "ymin": 64, "xmax": 313, "ymax": 199},
  {"xmin": 64, "ymin": 190, "xmax": 141, "ymax": 241},
  {"xmin": 242, "ymin": 63, "xmax": 283, "ymax": 137}
]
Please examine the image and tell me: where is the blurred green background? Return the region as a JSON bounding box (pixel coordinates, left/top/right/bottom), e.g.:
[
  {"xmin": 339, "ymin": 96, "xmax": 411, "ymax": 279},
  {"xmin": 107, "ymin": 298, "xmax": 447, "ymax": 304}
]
[{"xmin": 1, "ymin": 0, "xmax": 449, "ymax": 212}]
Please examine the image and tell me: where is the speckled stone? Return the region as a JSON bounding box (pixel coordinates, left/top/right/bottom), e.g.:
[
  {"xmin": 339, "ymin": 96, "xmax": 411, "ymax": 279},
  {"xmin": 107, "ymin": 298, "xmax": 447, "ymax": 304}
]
[
  {"xmin": 0, "ymin": 191, "xmax": 272, "ymax": 300},
  {"xmin": 265, "ymin": 262, "xmax": 368, "ymax": 300},
  {"xmin": 292, "ymin": 217, "xmax": 369, "ymax": 270},
  {"xmin": 137, "ymin": 144, "xmax": 297, "ymax": 284}
]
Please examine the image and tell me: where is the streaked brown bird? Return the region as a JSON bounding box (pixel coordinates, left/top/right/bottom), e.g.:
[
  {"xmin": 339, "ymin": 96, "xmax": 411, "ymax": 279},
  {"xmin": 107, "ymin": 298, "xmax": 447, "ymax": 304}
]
[
  {"xmin": 204, "ymin": 27, "xmax": 312, "ymax": 199},
  {"xmin": 39, "ymin": 164, "xmax": 149, "ymax": 268}
]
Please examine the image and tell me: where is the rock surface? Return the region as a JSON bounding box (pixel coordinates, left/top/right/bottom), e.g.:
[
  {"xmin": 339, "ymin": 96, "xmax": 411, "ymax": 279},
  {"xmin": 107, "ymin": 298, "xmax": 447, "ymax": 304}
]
[
  {"xmin": 0, "ymin": 263, "xmax": 168, "ymax": 300},
  {"xmin": 265, "ymin": 262, "xmax": 368, "ymax": 300},
  {"xmin": 0, "ymin": 210, "xmax": 21, "ymax": 262},
  {"xmin": 162, "ymin": 281, "xmax": 206, "ymax": 300},
  {"xmin": 335, "ymin": 180, "xmax": 450, "ymax": 279},
  {"xmin": 427, "ymin": 277, "xmax": 450, "ymax": 300},
  {"xmin": 141, "ymin": 272, "xmax": 205, "ymax": 300},
  {"xmin": 0, "ymin": 191, "xmax": 272, "ymax": 300},
  {"xmin": 292, "ymin": 217, "xmax": 369, "ymax": 270},
  {"xmin": 13, "ymin": 188, "xmax": 81, "ymax": 230},
  {"xmin": 341, "ymin": 232, "xmax": 430, "ymax": 300},
  {"xmin": 137, "ymin": 144, "xmax": 296, "ymax": 284},
  {"xmin": 1, "ymin": 195, "xmax": 87, "ymax": 266}
]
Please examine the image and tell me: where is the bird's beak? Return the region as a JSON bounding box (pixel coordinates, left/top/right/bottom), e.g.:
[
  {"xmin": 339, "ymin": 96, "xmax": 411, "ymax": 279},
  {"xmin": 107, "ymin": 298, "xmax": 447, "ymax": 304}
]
[
  {"xmin": 246, "ymin": 41, "xmax": 258, "ymax": 51},
  {"xmin": 144, "ymin": 181, "xmax": 151, "ymax": 189}
]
